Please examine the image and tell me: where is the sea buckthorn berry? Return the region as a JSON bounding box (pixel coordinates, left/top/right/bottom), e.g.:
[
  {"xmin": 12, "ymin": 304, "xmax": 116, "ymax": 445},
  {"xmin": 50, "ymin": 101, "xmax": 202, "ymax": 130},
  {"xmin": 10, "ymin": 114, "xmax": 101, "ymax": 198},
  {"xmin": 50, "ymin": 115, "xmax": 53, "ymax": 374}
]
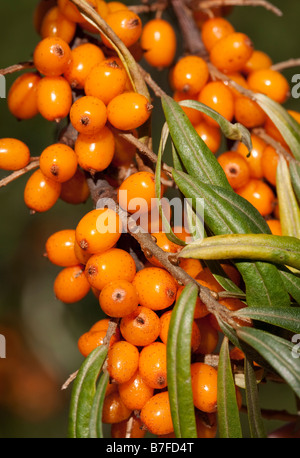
[
  {"xmin": 118, "ymin": 371, "xmax": 154, "ymax": 411},
  {"xmin": 34, "ymin": 0, "xmax": 57, "ymax": 34},
  {"xmin": 111, "ymin": 130, "xmax": 137, "ymax": 167},
  {"xmin": 178, "ymin": 258, "xmax": 203, "ymax": 279},
  {"xmin": 226, "ymin": 72, "xmax": 249, "ymax": 99},
  {"xmin": 173, "ymin": 91, "xmax": 203, "ymax": 126},
  {"xmin": 107, "ymin": 341, "xmax": 139, "ymax": 384},
  {"xmin": 172, "ymin": 55, "xmax": 209, "ymax": 96},
  {"xmin": 140, "ymin": 391, "xmax": 174, "ymax": 436},
  {"xmin": 39, "ymin": 143, "xmax": 78, "ymax": 183},
  {"xmin": 70, "ymin": 96, "xmax": 107, "ymax": 136},
  {"xmin": 219, "ymin": 296, "xmax": 246, "ymax": 312},
  {"xmin": 24, "ymin": 168, "xmax": 61, "ymax": 213},
  {"xmin": 194, "ymin": 121, "xmax": 222, "ymax": 154},
  {"xmin": 209, "ymin": 32, "xmax": 254, "ymax": 73},
  {"xmin": 64, "ymin": 43, "xmax": 105, "ymax": 90},
  {"xmin": 107, "ymin": 92, "xmax": 152, "ymax": 131},
  {"xmin": 75, "ymin": 208, "xmax": 122, "ymax": 255},
  {"xmin": 40, "ymin": 6, "xmax": 76, "ymax": 43},
  {"xmin": 111, "ymin": 414, "xmax": 146, "ymax": 439},
  {"xmin": 217, "ymin": 150, "xmax": 251, "ymax": 190},
  {"xmin": 191, "ymin": 362, "xmax": 218, "ymax": 413},
  {"xmin": 89, "ymin": 318, "xmax": 110, "ymax": 333},
  {"xmin": 147, "ymin": 231, "xmax": 180, "ymax": 267},
  {"xmin": 195, "ymin": 412, "xmax": 218, "ymax": 438},
  {"xmin": 236, "ymin": 178, "xmax": 275, "ymax": 216},
  {"xmin": 100, "ymin": 10, "xmax": 142, "ymax": 49},
  {"xmin": 139, "ymin": 342, "xmax": 167, "ymax": 389},
  {"xmin": 132, "ymin": 267, "xmax": 178, "ymax": 311},
  {"xmin": 267, "ymin": 219, "xmax": 282, "ymax": 235},
  {"xmin": 45, "ymin": 229, "xmax": 78, "ymax": 267},
  {"xmin": 236, "ymin": 134, "xmax": 267, "ymax": 179},
  {"xmin": 102, "ymin": 391, "xmax": 132, "ymax": 424},
  {"xmin": 74, "ymin": 126, "xmax": 115, "ymax": 173},
  {"xmin": 78, "ymin": 329, "xmax": 119, "ymax": 357},
  {"xmin": 140, "ymin": 18, "xmax": 176, "ymax": 68},
  {"xmin": 36, "ymin": 76, "xmax": 73, "ymax": 122},
  {"xmin": 198, "ymin": 81, "xmax": 234, "ymax": 127},
  {"xmin": 261, "ymin": 145, "xmax": 280, "ymax": 186},
  {"xmin": 60, "ymin": 168, "xmax": 90, "ymax": 205},
  {"xmin": 264, "ymin": 116, "xmax": 289, "ymax": 148},
  {"xmin": 84, "ymin": 57, "xmax": 128, "ymax": 106},
  {"xmin": 99, "ymin": 280, "xmax": 139, "ymax": 318},
  {"xmin": 57, "ymin": 0, "xmax": 83, "ymax": 22},
  {"xmin": 8, "ymin": 72, "xmax": 41, "ymax": 120},
  {"xmin": 201, "ymin": 17, "xmax": 235, "ymax": 52},
  {"xmin": 120, "ymin": 306, "xmax": 161, "ymax": 347},
  {"xmin": 234, "ymin": 96, "xmax": 266, "ymax": 129},
  {"xmin": 0, "ymin": 138, "xmax": 30, "ymax": 171},
  {"xmin": 85, "ymin": 248, "xmax": 136, "ymax": 290},
  {"xmin": 159, "ymin": 309, "xmax": 202, "ymax": 352},
  {"xmin": 33, "ymin": 37, "xmax": 72, "ymax": 77},
  {"xmin": 221, "ymin": 262, "xmax": 242, "ymax": 287},
  {"xmin": 196, "ymin": 267, "xmax": 224, "ymax": 294},
  {"xmin": 118, "ymin": 171, "xmax": 156, "ymax": 215},
  {"xmin": 247, "ymin": 69, "xmax": 290, "ymax": 103},
  {"xmin": 242, "ymin": 49, "xmax": 272, "ymax": 75},
  {"xmin": 194, "ymin": 316, "xmax": 219, "ymax": 355},
  {"xmin": 107, "ymin": 1, "xmax": 128, "ymax": 13},
  {"xmin": 176, "ymin": 285, "xmax": 209, "ymax": 319},
  {"xmin": 54, "ymin": 265, "xmax": 91, "ymax": 303}
]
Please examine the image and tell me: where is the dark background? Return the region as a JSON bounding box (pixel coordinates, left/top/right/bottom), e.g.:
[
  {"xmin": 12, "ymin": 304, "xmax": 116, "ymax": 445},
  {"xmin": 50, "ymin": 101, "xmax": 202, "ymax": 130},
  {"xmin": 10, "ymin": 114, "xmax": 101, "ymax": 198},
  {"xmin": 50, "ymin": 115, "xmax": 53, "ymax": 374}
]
[{"xmin": 0, "ymin": 0, "xmax": 299, "ymax": 438}]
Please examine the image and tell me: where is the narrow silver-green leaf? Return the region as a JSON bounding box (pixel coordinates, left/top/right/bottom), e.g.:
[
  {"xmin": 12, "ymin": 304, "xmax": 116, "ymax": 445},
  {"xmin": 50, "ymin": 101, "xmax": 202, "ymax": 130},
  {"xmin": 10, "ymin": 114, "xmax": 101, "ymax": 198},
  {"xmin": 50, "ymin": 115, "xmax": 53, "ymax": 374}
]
[
  {"xmin": 204, "ymin": 260, "xmax": 245, "ymax": 296},
  {"xmin": 244, "ymin": 358, "xmax": 266, "ymax": 438},
  {"xmin": 167, "ymin": 282, "xmax": 199, "ymax": 438},
  {"xmin": 289, "ymin": 159, "xmax": 300, "ymax": 203},
  {"xmin": 255, "ymin": 93, "xmax": 300, "ymax": 161},
  {"xmin": 279, "ymin": 267, "xmax": 300, "ymax": 305},
  {"xmin": 89, "ymin": 370, "xmax": 109, "ymax": 438},
  {"xmin": 234, "ymin": 306, "xmax": 300, "ymax": 334},
  {"xmin": 68, "ymin": 345, "xmax": 108, "ymax": 438},
  {"xmin": 217, "ymin": 337, "xmax": 243, "ymax": 438},
  {"xmin": 179, "ymin": 233, "xmax": 300, "ymax": 270},
  {"xmin": 237, "ymin": 327, "xmax": 300, "ymax": 398}
]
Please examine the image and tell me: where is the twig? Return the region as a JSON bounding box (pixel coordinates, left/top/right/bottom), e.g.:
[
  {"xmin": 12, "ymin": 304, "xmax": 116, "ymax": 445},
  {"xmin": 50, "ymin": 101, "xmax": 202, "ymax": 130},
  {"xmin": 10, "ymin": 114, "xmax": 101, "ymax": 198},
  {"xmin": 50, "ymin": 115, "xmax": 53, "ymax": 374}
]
[
  {"xmin": 191, "ymin": 0, "xmax": 282, "ymax": 16},
  {"xmin": 0, "ymin": 159, "xmax": 39, "ymax": 188},
  {"xmin": 0, "ymin": 61, "xmax": 35, "ymax": 76},
  {"xmin": 271, "ymin": 58, "xmax": 300, "ymax": 72}
]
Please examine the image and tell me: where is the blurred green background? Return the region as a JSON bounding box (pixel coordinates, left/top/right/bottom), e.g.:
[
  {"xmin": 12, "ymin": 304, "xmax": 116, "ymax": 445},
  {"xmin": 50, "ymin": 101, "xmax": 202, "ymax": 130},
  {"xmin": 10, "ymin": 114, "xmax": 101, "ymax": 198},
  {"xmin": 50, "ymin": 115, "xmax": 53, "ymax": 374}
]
[{"xmin": 0, "ymin": 0, "xmax": 299, "ymax": 438}]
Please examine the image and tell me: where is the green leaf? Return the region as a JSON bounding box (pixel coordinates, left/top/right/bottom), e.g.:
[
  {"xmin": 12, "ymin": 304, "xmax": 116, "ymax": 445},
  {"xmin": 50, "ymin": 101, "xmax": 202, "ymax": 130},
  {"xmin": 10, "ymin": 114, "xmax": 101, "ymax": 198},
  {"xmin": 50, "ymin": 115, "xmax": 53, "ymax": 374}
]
[
  {"xmin": 179, "ymin": 233, "xmax": 300, "ymax": 271},
  {"xmin": 204, "ymin": 260, "xmax": 245, "ymax": 296},
  {"xmin": 276, "ymin": 155, "xmax": 300, "ymax": 239},
  {"xmin": 68, "ymin": 345, "xmax": 108, "ymax": 438},
  {"xmin": 289, "ymin": 159, "xmax": 300, "ymax": 203},
  {"xmin": 161, "ymin": 94, "xmax": 231, "ymax": 189},
  {"xmin": 255, "ymin": 93, "xmax": 300, "ymax": 161},
  {"xmin": 89, "ymin": 370, "xmax": 109, "ymax": 438},
  {"xmin": 237, "ymin": 327, "xmax": 300, "ymax": 398},
  {"xmin": 234, "ymin": 306, "xmax": 300, "ymax": 334},
  {"xmin": 279, "ymin": 267, "xmax": 300, "ymax": 305},
  {"xmin": 167, "ymin": 282, "xmax": 199, "ymax": 438},
  {"xmin": 217, "ymin": 337, "xmax": 243, "ymax": 438},
  {"xmin": 244, "ymin": 358, "xmax": 266, "ymax": 438}
]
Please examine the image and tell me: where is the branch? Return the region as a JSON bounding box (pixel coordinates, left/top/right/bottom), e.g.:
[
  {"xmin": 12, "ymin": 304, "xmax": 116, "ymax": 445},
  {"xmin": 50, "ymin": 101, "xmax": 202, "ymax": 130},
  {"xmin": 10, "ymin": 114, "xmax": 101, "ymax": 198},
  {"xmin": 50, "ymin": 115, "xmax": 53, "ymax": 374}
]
[
  {"xmin": 0, "ymin": 159, "xmax": 39, "ymax": 188},
  {"xmin": 191, "ymin": 0, "xmax": 283, "ymax": 16},
  {"xmin": 0, "ymin": 61, "xmax": 35, "ymax": 76},
  {"xmin": 271, "ymin": 58, "xmax": 300, "ymax": 72}
]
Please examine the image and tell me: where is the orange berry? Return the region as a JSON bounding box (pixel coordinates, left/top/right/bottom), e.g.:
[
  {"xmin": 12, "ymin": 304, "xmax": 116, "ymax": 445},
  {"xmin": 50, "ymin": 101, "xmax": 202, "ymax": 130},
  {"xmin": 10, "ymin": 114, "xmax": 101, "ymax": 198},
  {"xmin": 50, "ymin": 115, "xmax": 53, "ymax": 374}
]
[
  {"xmin": 107, "ymin": 1, "xmax": 128, "ymax": 13},
  {"xmin": 8, "ymin": 72, "xmax": 41, "ymax": 120},
  {"xmin": 101, "ymin": 10, "xmax": 142, "ymax": 49},
  {"xmin": 75, "ymin": 208, "xmax": 122, "ymax": 255},
  {"xmin": 120, "ymin": 306, "xmax": 161, "ymax": 347},
  {"xmin": 45, "ymin": 229, "xmax": 78, "ymax": 267},
  {"xmin": 226, "ymin": 72, "xmax": 249, "ymax": 99},
  {"xmin": 209, "ymin": 32, "xmax": 254, "ymax": 73},
  {"xmin": 217, "ymin": 150, "xmax": 251, "ymax": 189},
  {"xmin": 118, "ymin": 371, "xmax": 154, "ymax": 411},
  {"xmin": 77, "ymin": 329, "xmax": 119, "ymax": 357},
  {"xmin": 173, "ymin": 91, "xmax": 203, "ymax": 126},
  {"xmin": 247, "ymin": 69, "xmax": 290, "ymax": 104},
  {"xmin": 107, "ymin": 341, "xmax": 139, "ymax": 384},
  {"xmin": 261, "ymin": 145, "xmax": 279, "ymax": 186},
  {"xmin": 39, "ymin": 143, "xmax": 78, "ymax": 183},
  {"xmin": 201, "ymin": 17, "xmax": 235, "ymax": 52},
  {"xmin": 234, "ymin": 96, "xmax": 266, "ymax": 129},
  {"xmin": 118, "ymin": 171, "xmax": 156, "ymax": 215},
  {"xmin": 194, "ymin": 316, "xmax": 219, "ymax": 354},
  {"xmin": 111, "ymin": 130, "xmax": 137, "ymax": 167},
  {"xmin": 0, "ymin": 138, "xmax": 30, "ymax": 171},
  {"xmin": 85, "ymin": 248, "xmax": 136, "ymax": 290},
  {"xmin": 107, "ymin": 92, "xmax": 152, "ymax": 131},
  {"xmin": 141, "ymin": 18, "xmax": 176, "ymax": 68},
  {"xmin": 159, "ymin": 309, "xmax": 202, "ymax": 352},
  {"xmin": 34, "ymin": 0, "xmax": 57, "ymax": 34},
  {"xmin": 132, "ymin": 266, "xmax": 178, "ymax": 311},
  {"xmin": 178, "ymin": 257, "xmax": 203, "ymax": 278},
  {"xmin": 54, "ymin": 265, "xmax": 91, "ymax": 303},
  {"xmin": 60, "ymin": 168, "xmax": 90, "ymax": 205},
  {"xmin": 140, "ymin": 391, "xmax": 174, "ymax": 436},
  {"xmin": 36, "ymin": 76, "xmax": 73, "ymax": 122},
  {"xmin": 172, "ymin": 55, "xmax": 209, "ymax": 96},
  {"xmin": 194, "ymin": 121, "xmax": 222, "ymax": 154},
  {"xmin": 196, "ymin": 267, "xmax": 224, "ymax": 294},
  {"xmin": 64, "ymin": 43, "xmax": 105, "ymax": 90},
  {"xmin": 147, "ymin": 231, "xmax": 180, "ymax": 267},
  {"xmin": 70, "ymin": 96, "xmax": 107, "ymax": 135},
  {"xmin": 139, "ymin": 341, "xmax": 167, "ymax": 389},
  {"xmin": 195, "ymin": 412, "xmax": 218, "ymax": 438},
  {"xmin": 89, "ymin": 318, "xmax": 110, "ymax": 333},
  {"xmin": 267, "ymin": 219, "xmax": 282, "ymax": 236},
  {"xmin": 198, "ymin": 81, "xmax": 234, "ymax": 127},
  {"xmin": 24, "ymin": 168, "xmax": 61, "ymax": 213},
  {"xmin": 57, "ymin": 0, "xmax": 83, "ymax": 22},
  {"xmin": 221, "ymin": 263, "xmax": 242, "ymax": 287},
  {"xmin": 111, "ymin": 414, "xmax": 146, "ymax": 439},
  {"xmin": 236, "ymin": 178, "xmax": 275, "ymax": 216},
  {"xmin": 176, "ymin": 285, "xmax": 209, "ymax": 319},
  {"xmin": 33, "ymin": 36, "xmax": 72, "ymax": 77},
  {"xmin": 242, "ymin": 49, "xmax": 272, "ymax": 75},
  {"xmin": 236, "ymin": 133, "xmax": 267, "ymax": 179},
  {"xmin": 74, "ymin": 126, "xmax": 115, "ymax": 173},
  {"xmin": 40, "ymin": 5, "xmax": 76, "ymax": 43},
  {"xmin": 102, "ymin": 391, "xmax": 132, "ymax": 424},
  {"xmin": 191, "ymin": 362, "xmax": 218, "ymax": 413},
  {"xmin": 84, "ymin": 57, "xmax": 128, "ymax": 106},
  {"xmin": 99, "ymin": 280, "xmax": 139, "ymax": 318}
]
